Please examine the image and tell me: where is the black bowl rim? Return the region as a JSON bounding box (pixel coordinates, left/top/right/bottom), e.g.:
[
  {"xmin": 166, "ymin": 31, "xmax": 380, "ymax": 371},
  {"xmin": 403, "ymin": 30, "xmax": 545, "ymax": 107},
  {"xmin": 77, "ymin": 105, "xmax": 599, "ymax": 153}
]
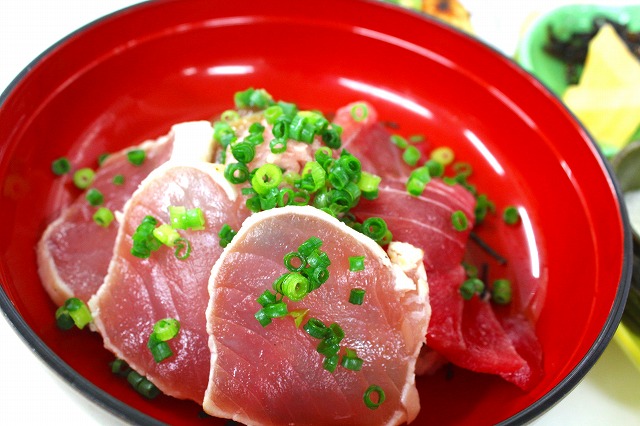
[{"xmin": 0, "ymin": 0, "xmax": 634, "ymax": 425}]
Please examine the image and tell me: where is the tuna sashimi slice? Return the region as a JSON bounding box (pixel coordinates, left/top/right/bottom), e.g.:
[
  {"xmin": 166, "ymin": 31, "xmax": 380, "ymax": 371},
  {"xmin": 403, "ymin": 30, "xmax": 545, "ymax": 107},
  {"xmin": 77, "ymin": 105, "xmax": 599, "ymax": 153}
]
[
  {"xmin": 334, "ymin": 102, "xmax": 543, "ymax": 389},
  {"xmin": 37, "ymin": 121, "xmax": 214, "ymax": 305},
  {"xmin": 89, "ymin": 161, "xmax": 250, "ymax": 403},
  {"xmin": 204, "ymin": 205, "xmax": 429, "ymax": 426}
]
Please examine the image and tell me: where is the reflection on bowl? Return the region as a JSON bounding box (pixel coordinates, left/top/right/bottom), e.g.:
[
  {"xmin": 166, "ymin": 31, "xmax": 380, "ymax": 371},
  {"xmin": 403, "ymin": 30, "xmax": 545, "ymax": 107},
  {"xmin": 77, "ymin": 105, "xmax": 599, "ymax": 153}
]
[{"xmin": 0, "ymin": 0, "xmax": 632, "ymax": 425}]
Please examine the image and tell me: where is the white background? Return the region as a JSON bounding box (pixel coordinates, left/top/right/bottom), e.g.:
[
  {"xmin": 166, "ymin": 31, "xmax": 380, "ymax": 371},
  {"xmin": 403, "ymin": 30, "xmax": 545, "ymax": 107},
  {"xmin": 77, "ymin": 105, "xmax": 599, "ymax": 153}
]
[{"xmin": 1, "ymin": 1, "xmax": 640, "ymax": 425}]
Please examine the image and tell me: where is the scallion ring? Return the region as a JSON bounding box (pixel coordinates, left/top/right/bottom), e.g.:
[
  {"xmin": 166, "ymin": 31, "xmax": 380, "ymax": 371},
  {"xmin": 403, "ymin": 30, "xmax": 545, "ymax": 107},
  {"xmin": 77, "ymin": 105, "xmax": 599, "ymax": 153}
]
[
  {"xmin": 451, "ymin": 210, "xmax": 469, "ymax": 231},
  {"xmin": 73, "ymin": 168, "xmax": 95, "ymax": 189},
  {"xmin": 363, "ymin": 385, "xmax": 386, "ymax": 409}
]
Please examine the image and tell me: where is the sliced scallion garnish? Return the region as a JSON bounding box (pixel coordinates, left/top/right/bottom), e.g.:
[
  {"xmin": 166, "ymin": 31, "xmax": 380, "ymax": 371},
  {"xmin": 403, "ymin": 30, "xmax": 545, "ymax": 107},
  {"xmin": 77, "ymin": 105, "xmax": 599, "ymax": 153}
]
[
  {"xmin": 51, "ymin": 157, "xmax": 71, "ymax": 175},
  {"xmin": 363, "ymin": 385, "xmax": 386, "ymax": 409},
  {"xmin": 349, "ymin": 288, "xmax": 366, "ymax": 305},
  {"xmin": 127, "ymin": 149, "xmax": 146, "ymax": 166}
]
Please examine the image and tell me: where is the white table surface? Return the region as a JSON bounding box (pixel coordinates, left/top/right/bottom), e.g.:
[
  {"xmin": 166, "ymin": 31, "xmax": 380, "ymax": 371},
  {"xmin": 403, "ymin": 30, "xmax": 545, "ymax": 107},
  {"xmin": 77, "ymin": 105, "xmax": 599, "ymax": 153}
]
[{"xmin": 1, "ymin": 1, "xmax": 639, "ymax": 425}]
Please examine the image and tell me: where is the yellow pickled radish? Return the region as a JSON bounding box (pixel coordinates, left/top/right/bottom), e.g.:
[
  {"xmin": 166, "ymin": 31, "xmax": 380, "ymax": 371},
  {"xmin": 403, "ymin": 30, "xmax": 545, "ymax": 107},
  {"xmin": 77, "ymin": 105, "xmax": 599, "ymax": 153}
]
[{"xmin": 562, "ymin": 24, "xmax": 640, "ymax": 151}]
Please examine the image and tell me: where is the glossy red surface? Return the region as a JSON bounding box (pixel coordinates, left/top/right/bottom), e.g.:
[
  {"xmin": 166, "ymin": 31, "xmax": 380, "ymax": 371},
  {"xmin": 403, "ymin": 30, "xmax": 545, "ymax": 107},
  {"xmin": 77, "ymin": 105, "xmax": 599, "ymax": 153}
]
[{"xmin": 0, "ymin": 0, "xmax": 630, "ymax": 425}]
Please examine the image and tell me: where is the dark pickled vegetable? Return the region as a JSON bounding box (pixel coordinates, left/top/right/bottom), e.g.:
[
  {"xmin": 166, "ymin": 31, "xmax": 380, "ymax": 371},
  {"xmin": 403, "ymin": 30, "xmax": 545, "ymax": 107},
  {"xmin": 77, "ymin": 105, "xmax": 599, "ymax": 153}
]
[{"xmin": 544, "ymin": 16, "xmax": 640, "ymax": 84}]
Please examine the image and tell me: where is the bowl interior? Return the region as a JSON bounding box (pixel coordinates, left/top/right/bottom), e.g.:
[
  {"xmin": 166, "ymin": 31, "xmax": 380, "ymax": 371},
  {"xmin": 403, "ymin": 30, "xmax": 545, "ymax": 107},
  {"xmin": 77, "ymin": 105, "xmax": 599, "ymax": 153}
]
[{"xmin": 0, "ymin": 0, "xmax": 630, "ymax": 424}]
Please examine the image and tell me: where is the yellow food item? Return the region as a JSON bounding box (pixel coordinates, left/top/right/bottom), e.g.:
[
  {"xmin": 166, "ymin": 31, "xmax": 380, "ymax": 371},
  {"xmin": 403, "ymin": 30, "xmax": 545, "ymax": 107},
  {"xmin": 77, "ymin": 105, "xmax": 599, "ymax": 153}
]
[
  {"xmin": 422, "ymin": 0, "xmax": 473, "ymax": 33},
  {"xmin": 562, "ymin": 24, "xmax": 640, "ymax": 151},
  {"xmin": 615, "ymin": 323, "xmax": 640, "ymax": 372}
]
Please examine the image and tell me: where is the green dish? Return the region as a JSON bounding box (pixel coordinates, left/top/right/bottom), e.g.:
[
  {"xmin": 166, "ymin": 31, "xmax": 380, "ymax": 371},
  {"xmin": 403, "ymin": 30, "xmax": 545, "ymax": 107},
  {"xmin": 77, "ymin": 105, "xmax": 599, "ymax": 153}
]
[
  {"xmin": 516, "ymin": 4, "xmax": 640, "ymax": 97},
  {"xmin": 517, "ymin": 3, "xmax": 640, "ymax": 370}
]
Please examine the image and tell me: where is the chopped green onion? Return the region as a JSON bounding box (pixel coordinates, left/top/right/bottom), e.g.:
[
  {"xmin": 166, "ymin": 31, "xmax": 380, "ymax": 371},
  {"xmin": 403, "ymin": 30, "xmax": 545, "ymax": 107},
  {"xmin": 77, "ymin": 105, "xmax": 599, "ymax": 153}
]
[
  {"xmin": 109, "ymin": 358, "xmax": 131, "ymax": 377},
  {"xmin": 299, "ymin": 161, "xmax": 326, "ymax": 192},
  {"xmin": 174, "ymin": 238, "xmax": 192, "ymax": 260},
  {"xmin": 492, "ymin": 279, "xmax": 512, "ymax": 304},
  {"xmin": 147, "ymin": 333, "xmax": 173, "ymax": 363},
  {"xmin": 309, "ymin": 267, "xmax": 329, "ymax": 290},
  {"xmin": 85, "ymin": 188, "xmax": 104, "ymax": 206},
  {"xmin": 379, "ymin": 229, "xmax": 393, "ymax": 246},
  {"xmin": 341, "ymin": 348, "xmax": 363, "ymax": 371},
  {"xmin": 462, "ymin": 262, "xmax": 478, "ymax": 278},
  {"xmin": 153, "ymin": 318, "xmax": 180, "ymax": 341},
  {"xmin": 73, "ymin": 168, "xmax": 95, "ymax": 189},
  {"xmin": 453, "ymin": 162, "xmax": 473, "ymax": 178},
  {"xmin": 277, "ymin": 188, "xmax": 295, "ymax": 206},
  {"xmin": 390, "ymin": 134, "xmax": 408, "ymax": 149},
  {"xmin": 231, "ymin": 141, "xmax": 256, "ymax": 164},
  {"xmin": 98, "ymin": 153, "xmax": 110, "ymax": 166},
  {"xmin": 298, "ymin": 236, "xmax": 323, "ymax": 257},
  {"xmin": 131, "ymin": 215, "xmax": 162, "ymax": 258},
  {"xmin": 278, "ymin": 101, "xmax": 298, "ymax": 118},
  {"xmin": 221, "ymin": 109, "xmax": 240, "ymax": 122},
  {"xmin": 430, "ymin": 146, "xmax": 455, "ymax": 166},
  {"xmin": 323, "ymin": 354, "xmax": 339, "ymax": 373},
  {"xmin": 272, "ymin": 117, "xmax": 290, "ymax": 139},
  {"xmin": 321, "ymin": 127, "xmax": 342, "ymax": 149},
  {"xmin": 270, "ymin": 138, "xmax": 287, "ymax": 154},
  {"xmin": 303, "ymin": 318, "xmax": 329, "ymax": 339},
  {"xmin": 350, "ymin": 103, "xmax": 369, "ymax": 122},
  {"xmin": 361, "ymin": 217, "xmax": 388, "ymax": 243},
  {"xmin": 251, "ymin": 164, "xmax": 283, "ymax": 195},
  {"xmin": 224, "ymin": 162, "xmax": 250, "ymax": 184},
  {"xmin": 279, "ymin": 272, "xmax": 310, "ymax": 301},
  {"xmin": 460, "ymin": 278, "xmax": 484, "ymax": 300},
  {"xmin": 363, "ymin": 385, "xmax": 386, "ymax": 409},
  {"xmin": 218, "ymin": 223, "xmax": 237, "ymax": 248},
  {"xmin": 255, "ymin": 309, "xmax": 272, "ymax": 327},
  {"xmin": 328, "ymin": 323, "xmax": 345, "ymax": 341},
  {"xmin": 357, "ymin": 171, "xmax": 381, "ymax": 200},
  {"xmin": 425, "ymin": 159, "xmax": 444, "ymax": 177},
  {"xmin": 127, "ymin": 149, "xmax": 146, "ymax": 166},
  {"xmin": 451, "ymin": 210, "xmax": 469, "ymax": 231},
  {"xmin": 55, "ymin": 307, "xmax": 74, "ymax": 330},
  {"xmin": 169, "ymin": 206, "xmax": 205, "ymax": 230},
  {"xmin": 93, "ymin": 207, "xmax": 114, "ymax": 227},
  {"xmin": 264, "ymin": 105, "xmax": 284, "ymax": 124},
  {"xmin": 56, "ymin": 297, "xmax": 93, "ymax": 330},
  {"xmin": 152, "ymin": 224, "xmax": 180, "ymax": 247},
  {"xmin": 349, "ymin": 256, "xmax": 365, "ymax": 272},
  {"xmin": 112, "ymin": 174, "xmax": 125, "ymax": 185},
  {"xmin": 257, "ymin": 289, "xmax": 277, "ymax": 307},
  {"xmin": 314, "ymin": 146, "xmax": 333, "ymax": 167},
  {"xmin": 406, "ymin": 178, "xmax": 426, "ymax": 197},
  {"xmin": 328, "ymin": 165, "xmax": 350, "ymax": 190},
  {"xmin": 409, "ymin": 134, "xmax": 425, "ymax": 143},
  {"xmin": 337, "ymin": 154, "xmax": 362, "ymax": 179},
  {"xmin": 283, "ymin": 252, "xmax": 306, "ymax": 272},
  {"xmin": 234, "ymin": 88, "xmax": 274, "ymax": 109},
  {"xmin": 263, "ymin": 301, "xmax": 288, "ymax": 318},
  {"xmin": 474, "ymin": 194, "xmax": 495, "ymax": 223},
  {"xmin": 126, "ymin": 370, "xmax": 160, "ymax": 399},
  {"xmin": 503, "ymin": 206, "xmax": 520, "ymax": 225},
  {"xmin": 349, "ymin": 288, "xmax": 366, "ymax": 305},
  {"xmin": 51, "ymin": 157, "xmax": 71, "ymax": 175},
  {"xmin": 403, "ymin": 145, "xmax": 421, "ymax": 167},
  {"xmin": 317, "ymin": 337, "xmax": 341, "ymax": 357},
  {"xmin": 213, "ymin": 121, "xmax": 237, "ymax": 157}
]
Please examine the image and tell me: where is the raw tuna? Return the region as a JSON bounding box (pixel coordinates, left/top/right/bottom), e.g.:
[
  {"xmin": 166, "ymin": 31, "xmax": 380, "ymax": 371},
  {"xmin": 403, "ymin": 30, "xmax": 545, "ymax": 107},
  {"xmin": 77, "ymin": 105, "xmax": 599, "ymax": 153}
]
[
  {"xmin": 37, "ymin": 121, "xmax": 214, "ymax": 305},
  {"xmin": 204, "ymin": 206, "xmax": 429, "ymax": 425},
  {"xmin": 335, "ymin": 102, "xmax": 543, "ymax": 390},
  {"xmin": 89, "ymin": 161, "xmax": 250, "ymax": 402}
]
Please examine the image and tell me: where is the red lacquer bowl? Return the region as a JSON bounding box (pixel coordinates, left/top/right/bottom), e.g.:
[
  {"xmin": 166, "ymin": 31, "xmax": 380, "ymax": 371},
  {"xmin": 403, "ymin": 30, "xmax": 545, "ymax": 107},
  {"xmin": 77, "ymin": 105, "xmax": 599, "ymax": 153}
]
[{"xmin": 0, "ymin": 0, "xmax": 632, "ymax": 424}]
